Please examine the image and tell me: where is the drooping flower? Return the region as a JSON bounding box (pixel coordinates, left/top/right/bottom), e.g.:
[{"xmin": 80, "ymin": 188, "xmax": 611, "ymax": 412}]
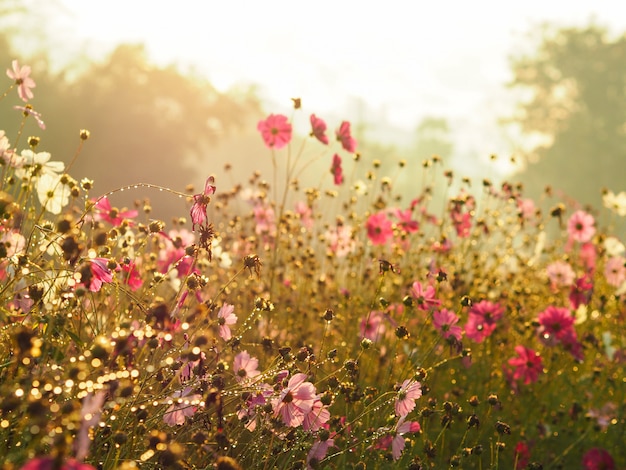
[
  {"xmin": 394, "ymin": 379, "xmax": 422, "ymax": 417},
  {"xmin": 391, "ymin": 416, "xmax": 421, "ymax": 460},
  {"xmin": 366, "ymin": 211, "xmax": 393, "ymax": 245},
  {"xmin": 14, "ymin": 104, "xmax": 45, "ymax": 129},
  {"xmin": 163, "ymin": 387, "xmax": 202, "ymax": 426},
  {"xmin": 432, "ymin": 309, "xmax": 462, "ymax": 341},
  {"xmin": 410, "ymin": 281, "xmax": 440, "ymax": 310},
  {"xmin": 507, "ymin": 345, "xmax": 543, "ymax": 385},
  {"xmin": 86, "ymin": 257, "xmax": 115, "ymax": 292},
  {"xmin": 310, "ymin": 114, "xmax": 329, "ymax": 144},
  {"xmin": 257, "ymin": 114, "xmax": 292, "ymax": 149},
  {"xmin": 217, "ymin": 303, "xmax": 237, "ymax": 341},
  {"xmin": 272, "ymin": 372, "xmax": 316, "ymax": 427},
  {"xmin": 307, "ymin": 437, "xmax": 335, "ymax": 469},
  {"xmin": 582, "ymin": 447, "xmax": 615, "ymax": 470},
  {"xmin": 331, "ymin": 153, "xmax": 343, "ymax": 185},
  {"xmin": 335, "ymin": 120, "xmax": 357, "ymax": 152},
  {"xmin": 567, "ymin": 210, "xmax": 596, "ymax": 243},
  {"xmin": 6, "ymin": 59, "xmax": 36, "ymax": 102},
  {"xmin": 190, "ymin": 176, "xmax": 216, "ymax": 230},
  {"xmin": 233, "ymin": 350, "xmax": 261, "ymax": 383}
]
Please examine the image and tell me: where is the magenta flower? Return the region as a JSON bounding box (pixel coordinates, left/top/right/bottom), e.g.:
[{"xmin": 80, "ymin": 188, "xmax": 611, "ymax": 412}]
[
  {"xmin": 366, "ymin": 211, "xmax": 394, "ymax": 245},
  {"xmin": 93, "ymin": 196, "xmax": 138, "ymax": 226},
  {"xmin": 464, "ymin": 300, "xmax": 504, "ymax": 343},
  {"xmin": 217, "ymin": 303, "xmax": 237, "ymax": 341},
  {"xmin": 567, "ymin": 210, "xmax": 596, "ymax": 243},
  {"xmin": 410, "ymin": 281, "xmax": 441, "ymax": 310},
  {"xmin": 310, "ymin": 114, "xmax": 329, "ymax": 144},
  {"xmin": 331, "ymin": 153, "xmax": 343, "ymax": 185},
  {"xmin": 190, "ymin": 176, "xmax": 216, "ymax": 230},
  {"xmin": 569, "ymin": 275, "xmax": 593, "ymax": 309},
  {"xmin": 335, "ymin": 120, "xmax": 357, "ymax": 152},
  {"xmin": 6, "ymin": 59, "xmax": 36, "ymax": 102},
  {"xmin": 20, "ymin": 457, "xmax": 96, "ymax": 470},
  {"xmin": 395, "ymin": 208, "xmax": 419, "ymax": 233},
  {"xmin": 582, "ymin": 447, "xmax": 615, "ymax": 470},
  {"xmin": 537, "ymin": 305, "xmax": 574, "ymax": 342},
  {"xmin": 360, "ymin": 311, "xmax": 386, "ymax": 341},
  {"xmin": 257, "ymin": 114, "xmax": 292, "ymax": 149},
  {"xmin": 163, "ymin": 387, "xmax": 202, "ymax": 426},
  {"xmin": 272, "ymin": 372, "xmax": 316, "ymax": 427},
  {"xmin": 432, "ymin": 309, "xmax": 462, "ymax": 341},
  {"xmin": 507, "ymin": 345, "xmax": 543, "ymax": 385},
  {"xmin": 233, "ymin": 350, "xmax": 261, "ymax": 383},
  {"xmin": 394, "ymin": 379, "xmax": 422, "ymax": 417}
]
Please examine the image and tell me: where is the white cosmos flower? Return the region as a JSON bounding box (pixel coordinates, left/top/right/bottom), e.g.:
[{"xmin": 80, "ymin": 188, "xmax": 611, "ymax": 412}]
[
  {"xmin": 17, "ymin": 149, "xmax": 65, "ymax": 179},
  {"xmin": 37, "ymin": 173, "xmax": 70, "ymax": 214},
  {"xmin": 603, "ymin": 190, "xmax": 626, "ymax": 217}
]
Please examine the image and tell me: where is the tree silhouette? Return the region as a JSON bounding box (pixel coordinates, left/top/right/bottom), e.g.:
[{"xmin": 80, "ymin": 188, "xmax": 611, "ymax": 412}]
[{"xmin": 508, "ymin": 23, "xmax": 626, "ymax": 207}]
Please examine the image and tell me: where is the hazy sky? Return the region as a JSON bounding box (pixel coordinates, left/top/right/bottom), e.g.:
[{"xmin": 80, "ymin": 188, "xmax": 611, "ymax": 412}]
[{"xmin": 52, "ymin": 0, "xmax": 626, "ymax": 169}]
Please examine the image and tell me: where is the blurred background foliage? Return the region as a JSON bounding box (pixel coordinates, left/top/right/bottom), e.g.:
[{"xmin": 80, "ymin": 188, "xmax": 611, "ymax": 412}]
[{"xmin": 1, "ymin": 1, "xmax": 625, "ymax": 221}]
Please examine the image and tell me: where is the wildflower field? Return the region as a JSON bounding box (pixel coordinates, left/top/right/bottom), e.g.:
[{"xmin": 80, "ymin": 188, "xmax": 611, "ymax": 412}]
[{"xmin": 1, "ymin": 60, "xmax": 624, "ymax": 469}]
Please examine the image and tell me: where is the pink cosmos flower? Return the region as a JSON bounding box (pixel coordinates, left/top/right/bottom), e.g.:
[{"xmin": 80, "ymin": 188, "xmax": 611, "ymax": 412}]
[
  {"xmin": 257, "ymin": 114, "xmax": 292, "ymax": 149},
  {"xmin": 233, "ymin": 350, "xmax": 261, "ymax": 383},
  {"xmin": 464, "ymin": 300, "xmax": 504, "ymax": 343},
  {"xmin": 14, "ymin": 105, "xmax": 45, "ymax": 129},
  {"xmin": 507, "ymin": 345, "xmax": 543, "ymax": 385},
  {"xmin": 604, "ymin": 256, "xmax": 626, "ymax": 287},
  {"xmin": 546, "ymin": 260, "xmax": 575, "ymax": 289},
  {"xmin": 253, "ymin": 204, "xmax": 277, "ymax": 236},
  {"xmin": 87, "ymin": 258, "xmax": 115, "ymax": 292},
  {"xmin": 6, "ymin": 59, "xmax": 36, "ymax": 102},
  {"xmin": 93, "ymin": 196, "xmax": 138, "ymax": 226},
  {"xmin": 579, "ymin": 242, "xmax": 597, "ymax": 272},
  {"xmin": 331, "ymin": 153, "xmax": 343, "ymax": 185},
  {"xmin": 537, "ymin": 305, "xmax": 574, "ymax": 342},
  {"xmin": 517, "ymin": 198, "xmax": 536, "ymax": 222},
  {"xmin": 20, "ymin": 457, "xmax": 96, "ymax": 470},
  {"xmin": 336, "ymin": 121, "xmax": 357, "ymax": 152},
  {"xmin": 163, "ymin": 387, "xmax": 202, "ymax": 426},
  {"xmin": 307, "ymin": 437, "xmax": 335, "ymax": 469},
  {"xmin": 121, "ymin": 261, "xmax": 142, "ymax": 291},
  {"xmin": 366, "ymin": 211, "xmax": 394, "ymax": 245},
  {"xmin": 325, "ymin": 224, "xmax": 355, "ymax": 257},
  {"xmin": 75, "ymin": 391, "xmax": 106, "ymax": 460},
  {"xmin": 360, "ymin": 310, "xmax": 386, "ymax": 341},
  {"xmin": 391, "ymin": 416, "xmax": 421, "ymax": 460},
  {"xmin": 272, "ymin": 373, "xmax": 316, "ymax": 427},
  {"xmin": 237, "ymin": 384, "xmax": 272, "ymax": 431},
  {"xmin": 295, "ymin": 201, "xmax": 314, "ymax": 229},
  {"xmin": 432, "ymin": 309, "xmax": 462, "ymax": 341},
  {"xmin": 567, "ymin": 210, "xmax": 595, "ymax": 243},
  {"xmin": 410, "ymin": 281, "xmax": 441, "ymax": 310},
  {"xmin": 190, "ymin": 176, "xmax": 216, "ymax": 230},
  {"xmin": 394, "ymin": 379, "xmax": 422, "ymax": 417},
  {"xmin": 217, "ymin": 303, "xmax": 237, "ymax": 341},
  {"xmin": 302, "ymin": 398, "xmax": 330, "ymax": 431},
  {"xmin": 582, "ymin": 448, "xmax": 615, "ymax": 470},
  {"xmin": 310, "ymin": 114, "xmax": 329, "ymax": 144},
  {"xmin": 395, "ymin": 208, "xmax": 419, "ymax": 233}
]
